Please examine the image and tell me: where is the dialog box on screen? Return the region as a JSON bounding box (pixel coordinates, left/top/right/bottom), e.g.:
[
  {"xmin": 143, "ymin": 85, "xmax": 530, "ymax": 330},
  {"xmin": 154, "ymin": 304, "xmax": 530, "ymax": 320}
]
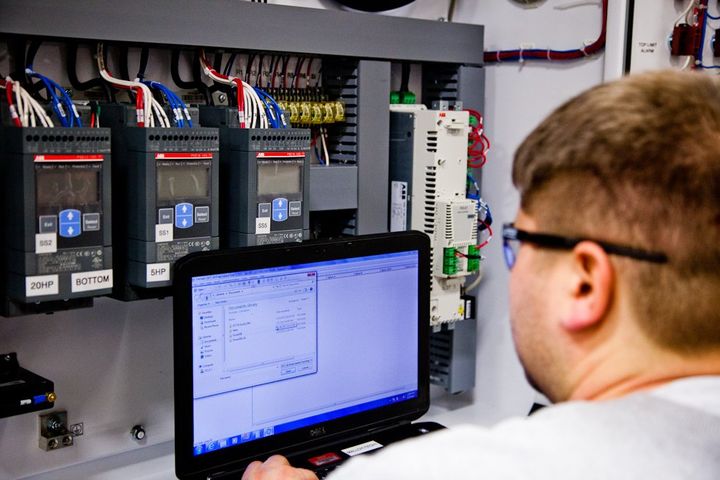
[{"xmin": 194, "ymin": 271, "xmax": 318, "ymax": 398}]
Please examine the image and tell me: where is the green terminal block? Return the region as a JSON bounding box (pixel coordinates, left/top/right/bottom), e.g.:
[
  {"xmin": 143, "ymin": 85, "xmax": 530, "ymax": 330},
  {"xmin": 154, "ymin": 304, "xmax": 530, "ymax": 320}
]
[
  {"xmin": 443, "ymin": 247, "xmax": 458, "ymax": 275},
  {"xmin": 467, "ymin": 245, "xmax": 480, "ymax": 272},
  {"xmin": 390, "ymin": 91, "xmax": 401, "ymax": 104},
  {"xmin": 399, "ymin": 91, "xmax": 417, "ymax": 104}
]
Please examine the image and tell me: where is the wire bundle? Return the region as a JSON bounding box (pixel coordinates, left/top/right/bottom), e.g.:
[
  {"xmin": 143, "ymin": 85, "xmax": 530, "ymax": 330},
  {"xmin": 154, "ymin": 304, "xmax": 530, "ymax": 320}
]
[
  {"xmin": 199, "ymin": 50, "xmax": 268, "ymax": 128},
  {"xmin": 484, "ymin": 0, "xmax": 607, "ymax": 63},
  {"xmin": 1, "ymin": 76, "xmax": 54, "ymax": 127},
  {"xmin": 25, "ymin": 67, "xmax": 83, "ymax": 127},
  {"xmin": 142, "ymin": 80, "xmax": 194, "ymax": 128},
  {"xmin": 466, "ymin": 109, "xmax": 490, "ymax": 168},
  {"xmin": 692, "ymin": 0, "xmax": 720, "ymax": 70},
  {"xmin": 96, "ymin": 43, "xmax": 169, "ymax": 127}
]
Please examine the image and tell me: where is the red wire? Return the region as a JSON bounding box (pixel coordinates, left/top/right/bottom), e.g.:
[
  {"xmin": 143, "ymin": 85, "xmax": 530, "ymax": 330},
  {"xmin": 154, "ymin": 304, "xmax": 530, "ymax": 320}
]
[
  {"xmin": 232, "ymin": 78, "xmax": 246, "ymax": 128},
  {"xmin": 477, "ymin": 222, "xmax": 493, "ymax": 249},
  {"xmin": 135, "ymin": 87, "xmax": 145, "ymax": 127},
  {"xmin": 484, "ymin": 0, "xmax": 607, "ymax": 63},
  {"xmin": 200, "ymin": 52, "xmax": 246, "ymax": 127},
  {"xmin": 293, "ymin": 58, "xmax": 306, "ymax": 88},
  {"xmin": 5, "ymin": 81, "xmax": 22, "ymax": 127}
]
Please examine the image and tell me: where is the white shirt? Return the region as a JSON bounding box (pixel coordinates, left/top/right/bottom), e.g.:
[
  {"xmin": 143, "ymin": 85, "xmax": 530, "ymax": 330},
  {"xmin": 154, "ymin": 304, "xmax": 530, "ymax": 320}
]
[{"xmin": 330, "ymin": 376, "xmax": 720, "ymax": 479}]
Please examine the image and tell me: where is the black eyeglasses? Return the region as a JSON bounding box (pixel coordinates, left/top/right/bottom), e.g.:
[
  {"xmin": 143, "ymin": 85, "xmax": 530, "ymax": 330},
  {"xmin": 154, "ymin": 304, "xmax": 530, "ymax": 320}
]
[{"xmin": 502, "ymin": 223, "xmax": 669, "ymax": 270}]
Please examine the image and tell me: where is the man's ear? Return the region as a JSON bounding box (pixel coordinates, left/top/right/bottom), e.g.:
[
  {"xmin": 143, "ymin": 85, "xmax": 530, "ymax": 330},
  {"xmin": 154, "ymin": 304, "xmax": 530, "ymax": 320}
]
[{"xmin": 561, "ymin": 241, "xmax": 614, "ymax": 332}]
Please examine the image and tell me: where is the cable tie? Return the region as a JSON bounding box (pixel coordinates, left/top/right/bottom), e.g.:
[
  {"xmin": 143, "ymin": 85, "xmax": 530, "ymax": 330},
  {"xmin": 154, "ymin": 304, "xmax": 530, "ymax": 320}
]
[
  {"xmin": 496, "ymin": 51, "xmax": 502, "ymax": 63},
  {"xmin": 519, "ymin": 46, "xmax": 525, "ymax": 63},
  {"xmin": 547, "ymin": 49, "xmax": 553, "ymax": 61}
]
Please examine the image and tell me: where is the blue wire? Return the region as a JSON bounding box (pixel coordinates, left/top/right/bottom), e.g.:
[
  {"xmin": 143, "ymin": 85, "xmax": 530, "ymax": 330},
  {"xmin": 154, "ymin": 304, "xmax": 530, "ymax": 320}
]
[
  {"xmin": 698, "ymin": 5, "xmax": 709, "ymax": 67},
  {"xmin": 254, "ymin": 87, "xmax": 288, "ymax": 128},
  {"xmin": 26, "ymin": 68, "xmax": 82, "ymax": 127},
  {"xmin": 142, "ymin": 80, "xmax": 193, "ymax": 128}
]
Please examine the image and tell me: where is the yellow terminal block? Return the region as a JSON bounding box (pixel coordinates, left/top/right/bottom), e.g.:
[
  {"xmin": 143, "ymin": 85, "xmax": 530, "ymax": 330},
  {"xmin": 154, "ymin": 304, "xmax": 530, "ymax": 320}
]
[
  {"xmin": 323, "ymin": 103, "xmax": 335, "ymax": 123},
  {"xmin": 300, "ymin": 103, "xmax": 312, "ymax": 124},
  {"xmin": 333, "ymin": 100, "xmax": 345, "ymax": 122},
  {"xmin": 310, "ymin": 103, "xmax": 324, "ymax": 124}
]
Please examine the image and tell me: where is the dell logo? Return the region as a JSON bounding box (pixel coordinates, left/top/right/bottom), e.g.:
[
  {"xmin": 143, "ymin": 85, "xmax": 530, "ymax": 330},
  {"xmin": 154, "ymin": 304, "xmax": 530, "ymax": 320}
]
[{"xmin": 309, "ymin": 427, "xmax": 327, "ymax": 437}]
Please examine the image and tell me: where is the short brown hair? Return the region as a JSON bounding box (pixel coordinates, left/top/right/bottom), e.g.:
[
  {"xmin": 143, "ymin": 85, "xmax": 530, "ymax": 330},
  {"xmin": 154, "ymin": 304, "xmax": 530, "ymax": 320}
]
[{"xmin": 513, "ymin": 70, "xmax": 720, "ymax": 354}]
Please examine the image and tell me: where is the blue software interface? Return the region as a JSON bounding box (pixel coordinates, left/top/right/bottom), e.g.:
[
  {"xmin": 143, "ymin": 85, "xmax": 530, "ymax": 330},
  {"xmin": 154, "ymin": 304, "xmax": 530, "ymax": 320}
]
[{"xmin": 191, "ymin": 251, "xmax": 420, "ymax": 455}]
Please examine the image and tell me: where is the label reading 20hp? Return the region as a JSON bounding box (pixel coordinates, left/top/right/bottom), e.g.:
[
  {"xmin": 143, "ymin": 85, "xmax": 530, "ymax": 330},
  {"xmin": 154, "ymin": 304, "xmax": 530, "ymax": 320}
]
[{"xmin": 25, "ymin": 275, "xmax": 59, "ymax": 297}]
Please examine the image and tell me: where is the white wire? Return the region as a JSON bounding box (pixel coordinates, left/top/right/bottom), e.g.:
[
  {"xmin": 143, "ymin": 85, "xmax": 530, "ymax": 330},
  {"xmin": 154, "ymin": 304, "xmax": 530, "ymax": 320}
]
[
  {"xmin": 96, "ymin": 43, "xmax": 154, "ymax": 127},
  {"xmin": 681, "ymin": 56, "xmax": 694, "ymax": 70},
  {"xmin": 320, "ymin": 127, "xmax": 330, "ymax": 165},
  {"xmin": 26, "ymin": 92, "xmax": 53, "ymax": 127},
  {"xmin": 10, "ymin": 79, "xmax": 54, "ymax": 128},
  {"xmin": 675, "ymin": 0, "xmax": 697, "ymax": 26}
]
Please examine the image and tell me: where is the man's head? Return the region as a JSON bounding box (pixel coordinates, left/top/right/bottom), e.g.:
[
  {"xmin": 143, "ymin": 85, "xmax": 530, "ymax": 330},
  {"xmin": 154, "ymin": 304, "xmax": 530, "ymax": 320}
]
[{"xmin": 509, "ymin": 70, "xmax": 720, "ymax": 402}]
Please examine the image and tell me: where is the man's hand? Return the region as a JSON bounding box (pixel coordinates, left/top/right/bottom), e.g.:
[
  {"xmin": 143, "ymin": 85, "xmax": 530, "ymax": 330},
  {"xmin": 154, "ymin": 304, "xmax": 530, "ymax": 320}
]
[{"xmin": 242, "ymin": 455, "xmax": 319, "ymax": 480}]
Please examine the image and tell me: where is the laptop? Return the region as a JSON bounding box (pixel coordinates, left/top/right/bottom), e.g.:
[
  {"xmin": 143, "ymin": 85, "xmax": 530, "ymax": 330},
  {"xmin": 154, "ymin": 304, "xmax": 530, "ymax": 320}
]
[{"xmin": 173, "ymin": 231, "xmax": 444, "ymax": 480}]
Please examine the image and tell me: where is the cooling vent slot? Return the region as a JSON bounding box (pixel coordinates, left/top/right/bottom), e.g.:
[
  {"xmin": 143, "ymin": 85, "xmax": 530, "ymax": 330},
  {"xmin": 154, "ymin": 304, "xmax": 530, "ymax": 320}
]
[
  {"xmin": 424, "ymin": 166, "xmax": 437, "ymax": 234},
  {"xmin": 426, "ymin": 130, "xmax": 438, "ymax": 153},
  {"xmin": 323, "ymin": 60, "xmax": 359, "ymax": 164},
  {"xmin": 444, "ymin": 204, "xmax": 453, "ymax": 240}
]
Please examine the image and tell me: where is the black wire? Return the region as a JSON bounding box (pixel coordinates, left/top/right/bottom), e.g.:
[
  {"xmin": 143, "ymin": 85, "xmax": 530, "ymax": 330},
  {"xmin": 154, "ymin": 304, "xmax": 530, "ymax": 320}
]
[
  {"xmin": 447, "ymin": 0, "xmax": 456, "ymax": 22},
  {"xmin": 400, "ymin": 62, "xmax": 410, "ymax": 92},
  {"xmin": 223, "ymin": 52, "xmax": 237, "ymax": 76},
  {"xmin": 137, "ymin": 46, "xmax": 149, "ymax": 79},
  {"xmin": 171, "ymin": 48, "xmax": 211, "ymax": 105},
  {"xmin": 245, "ymin": 54, "xmax": 256, "ymax": 82},
  {"xmin": 24, "ymin": 40, "xmax": 47, "ymax": 100},
  {"xmin": 66, "ymin": 42, "xmax": 115, "ymax": 102},
  {"xmin": 191, "ymin": 50, "xmax": 213, "ymax": 105},
  {"xmin": 9, "ymin": 39, "xmax": 27, "ymax": 86}
]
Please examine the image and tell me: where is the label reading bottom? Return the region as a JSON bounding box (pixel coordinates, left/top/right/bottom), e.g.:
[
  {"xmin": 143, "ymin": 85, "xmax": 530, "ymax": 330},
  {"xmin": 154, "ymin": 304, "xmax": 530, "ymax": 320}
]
[
  {"xmin": 146, "ymin": 263, "xmax": 171, "ymax": 283},
  {"xmin": 341, "ymin": 440, "xmax": 383, "ymax": 457},
  {"xmin": 25, "ymin": 275, "xmax": 59, "ymax": 297},
  {"xmin": 71, "ymin": 269, "xmax": 113, "ymax": 293}
]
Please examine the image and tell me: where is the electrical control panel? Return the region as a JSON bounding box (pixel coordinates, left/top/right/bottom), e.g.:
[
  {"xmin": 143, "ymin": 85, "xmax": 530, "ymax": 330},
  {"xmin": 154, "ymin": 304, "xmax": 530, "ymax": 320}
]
[
  {"xmin": 200, "ymin": 107, "xmax": 311, "ymax": 246},
  {"xmin": 389, "ymin": 106, "xmax": 478, "ymax": 326},
  {"xmin": 0, "ymin": 127, "xmax": 113, "ymax": 316},
  {"xmin": 101, "ymin": 105, "xmax": 220, "ymax": 297}
]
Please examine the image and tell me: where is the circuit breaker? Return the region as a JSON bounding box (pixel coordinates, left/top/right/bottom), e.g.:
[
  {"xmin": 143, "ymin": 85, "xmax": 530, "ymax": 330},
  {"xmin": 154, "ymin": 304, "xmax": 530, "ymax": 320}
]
[
  {"xmin": 389, "ymin": 105, "xmax": 477, "ymax": 326},
  {"xmin": 0, "ymin": 127, "xmax": 113, "ymax": 316}
]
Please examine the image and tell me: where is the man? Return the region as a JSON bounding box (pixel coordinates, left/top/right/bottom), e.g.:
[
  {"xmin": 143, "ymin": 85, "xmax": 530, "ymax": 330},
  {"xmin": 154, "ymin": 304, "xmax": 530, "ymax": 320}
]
[{"xmin": 243, "ymin": 70, "xmax": 720, "ymax": 479}]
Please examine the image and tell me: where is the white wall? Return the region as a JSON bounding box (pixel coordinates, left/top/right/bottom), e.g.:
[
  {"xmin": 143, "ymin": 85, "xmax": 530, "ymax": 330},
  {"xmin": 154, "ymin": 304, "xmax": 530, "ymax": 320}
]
[{"xmin": 0, "ymin": 1, "xmax": 626, "ymax": 478}]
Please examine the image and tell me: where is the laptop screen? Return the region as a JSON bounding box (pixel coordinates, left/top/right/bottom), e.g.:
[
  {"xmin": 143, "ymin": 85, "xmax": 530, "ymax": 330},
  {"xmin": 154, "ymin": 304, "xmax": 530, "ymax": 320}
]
[{"xmin": 189, "ymin": 250, "xmax": 420, "ymax": 456}]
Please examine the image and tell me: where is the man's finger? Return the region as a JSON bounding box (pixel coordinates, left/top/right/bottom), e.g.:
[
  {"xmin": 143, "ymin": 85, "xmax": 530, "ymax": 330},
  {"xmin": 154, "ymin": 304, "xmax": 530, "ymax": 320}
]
[
  {"xmin": 241, "ymin": 460, "xmax": 262, "ymax": 480},
  {"xmin": 264, "ymin": 455, "xmax": 291, "ymax": 467}
]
